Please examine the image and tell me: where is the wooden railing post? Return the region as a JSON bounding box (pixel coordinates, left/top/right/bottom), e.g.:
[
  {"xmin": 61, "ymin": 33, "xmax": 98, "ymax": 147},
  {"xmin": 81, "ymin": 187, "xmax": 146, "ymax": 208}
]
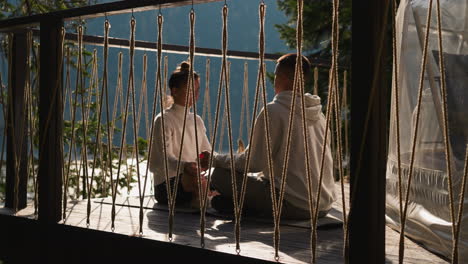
[
  {"xmin": 350, "ymin": 0, "xmax": 390, "ymax": 263},
  {"xmin": 5, "ymin": 30, "xmax": 29, "ymax": 211},
  {"xmin": 38, "ymin": 16, "xmax": 63, "ymax": 223}
]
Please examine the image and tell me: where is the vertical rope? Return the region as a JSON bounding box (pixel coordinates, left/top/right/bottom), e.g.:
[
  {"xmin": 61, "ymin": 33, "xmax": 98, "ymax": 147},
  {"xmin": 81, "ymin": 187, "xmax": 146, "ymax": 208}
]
[
  {"xmin": 63, "ymin": 41, "xmax": 77, "ymax": 213},
  {"xmin": 110, "ymin": 51, "xmax": 123, "ymax": 154},
  {"xmin": 238, "ymin": 61, "xmax": 249, "ymax": 146},
  {"xmin": 199, "ymin": 4, "xmax": 237, "ymax": 252},
  {"xmin": 109, "ymin": 52, "xmax": 124, "ymax": 199},
  {"xmin": 218, "ymin": 5, "xmax": 243, "ymax": 253},
  {"xmin": 201, "ymin": 9, "xmax": 232, "ymax": 251},
  {"xmin": 218, "ymin": 61, "xmax": 231, "ymax": 153},
  {"xmin": 251, "ymin": 3, "xmax": 281, "ymax": 259},
  {"xmin": 84, "ymin": 50, "xmax": 98, "ymax": 227},
  {"xmin": 61, "ymin": 48, "xmax": 67, "ymax": 198},
  {"xmin": 91, "ymin": 49, "xmax": 106, "ymax": 198},
  {"xmin": 454, "ymin": 146, "xmax": 468, "ymax": 263},
  {"xmin": 158, "ymin": 17, "xmax": 176, "ymax": 241},
  {"xmin": 215, "ymin": 6, "xmax": 244, "ymax": 253},
  {"xmin": 202, "ymin": 58, "xmax": 212, "ymax": 137},
  {"xmin": 127, "ymin": 18, "xmax": 143, "ymax": 235},
  {"xmin": 62, "ymin": 47, "xmax": 72, "ymax": 197},
  {"xmin": 217, "ymin": 87, "xmax": 226, "ymax": 152},
  {"xmin": 102, "ymin": 18, "xmax": 114, "ymax": 204},
  {"xmin": 434, "ymin": 0, "xmax": 458, "ymax": 262},
  {"xmin": 269, "ymin": 0, "xmax": 309, "ymax": 259},
  {"xmin": 294, "ymin": 1, "xmax": 334, "ymax": 263},
  {"xmin": 160, "ymin": 54, "xmax": 169, "ymax": 196},
  {"xmin": 86, "ymin": 28, "xmax": 108, "ymax": 226},
  {"xmin": 136, "ymin": 53, "xmax": 149, "ymax": 235},
  {"xmin": 167, "ymin": 10, "xmax": 196, "ymax": 241},
  {"xmin": 225, "ymin": 3, "xmax": 281, "ymax": 260},
  {"xmin": 134, "ymin": 53, "xmax": 149, "ymax": 202},
  {"xmin": 330, "ymin": 106, "xmax": 336, "ymax": 176},
  {"xmin": 391, "ymin": 0, "xmax": 405, "ymax": 263},
  {"xmin": 329, "ymin": 0, "xmax": 349, "ymax": 262},
  {"xmin": 398, "ymin": 1, "xmax": 433, "ymax": 262},
  {"xmin": 121, "ymin": 50, "xmax": 131, "ymax": 195},
  {"xmin": 63, "ymin": 43, "xmax": 80, "ymax": 219},
  {"xmin": 77, "ymin": 25, "xmax": 90, "ymax": 201},
  {"xmin": 142, "ymin": 13, "xmax": 164, "ymax": 237},
  {"xmin": 313, "ymin": 67, "xmax": 318, "ymax": 95},
  {"xmin": 245, "ymin": 64, "xmax": 251, "ymax": 142},
  {"xmin": 163, "ymin": 55, "xmax": 169, "ymax": 109},
  {"xmin": 310, "ymin": 0, "xmax": 339, "ymax": 261},
  {"xmin": 111, "ymin": 18, "xmax": 136, "ymax": 231},
  {"xmin": 136, "ymin": 54, "xmax": 149, "ymax": 137},
  {"xmin": 312, "ymin": 71, "xmax": 335, "ymax": 263},
  {"xmin": 183, "ymin": 8, "xmax": 205, "ymax": 247}
]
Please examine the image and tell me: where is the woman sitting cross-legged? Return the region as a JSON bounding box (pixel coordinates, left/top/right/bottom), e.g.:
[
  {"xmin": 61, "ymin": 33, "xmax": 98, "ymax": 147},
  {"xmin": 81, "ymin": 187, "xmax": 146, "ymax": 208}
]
[{"xmin": 148, "ymin": 61, "xmax": 211, "ymax": 208}]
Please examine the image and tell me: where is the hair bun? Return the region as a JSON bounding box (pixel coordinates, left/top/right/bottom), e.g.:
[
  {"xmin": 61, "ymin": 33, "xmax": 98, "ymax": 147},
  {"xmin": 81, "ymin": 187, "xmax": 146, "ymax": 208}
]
[{"xmin": 179, "ymin": 61, "xmax": 191, "ymax": 71}]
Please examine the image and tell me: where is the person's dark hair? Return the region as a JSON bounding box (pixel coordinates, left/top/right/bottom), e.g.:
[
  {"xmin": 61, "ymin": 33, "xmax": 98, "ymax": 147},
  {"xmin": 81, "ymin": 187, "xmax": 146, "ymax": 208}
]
[
  {"xmin": 276, "ymin": 53, "xmax": 311, "ymax": 81},
  {"xmin": 168, "ymin": 61, "xmax": 199, "ymax": 91}
]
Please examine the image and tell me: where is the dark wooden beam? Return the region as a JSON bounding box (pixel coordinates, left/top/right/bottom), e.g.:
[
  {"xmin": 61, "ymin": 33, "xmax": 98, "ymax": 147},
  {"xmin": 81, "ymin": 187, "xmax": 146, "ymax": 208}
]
[
  {"xmin": 5, "ymin": 31, "xmax": 28, "ymax": 211},
  {"xmin": 0, "ymin": 214, "xmax": 275, "ymax": 264},
  {"xmin": 349, "ymin": 0, "xmax": 390, "ymax": 263},
  {"xmin": 0, "ymin": 0, "xmax": 222, "ymax": 31},
  {"xmin": 38, "ymin": 16, "xmax": 63, "ymax": 223},
  {"xmin": 29, "ymin": 29, "xmax": 337, "ymax": 67}
]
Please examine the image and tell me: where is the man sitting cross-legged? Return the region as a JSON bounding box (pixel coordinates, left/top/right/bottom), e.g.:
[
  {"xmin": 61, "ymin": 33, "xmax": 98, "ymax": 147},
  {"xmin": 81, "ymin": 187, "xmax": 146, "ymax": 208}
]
[{"xmin": 200, "ymin": 54, "xmax": 336, "ymax": 219}]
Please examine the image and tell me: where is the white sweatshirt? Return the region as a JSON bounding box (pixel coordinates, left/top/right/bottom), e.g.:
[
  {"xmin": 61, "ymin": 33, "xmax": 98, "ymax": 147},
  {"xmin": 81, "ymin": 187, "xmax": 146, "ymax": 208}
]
[
  {"xmin": 213, "ymin": 91, "xmax": 336, "ymax": 212},
  {"xmin": 149, "ymin": 103, "xmax": 212, "ymax": 186}
]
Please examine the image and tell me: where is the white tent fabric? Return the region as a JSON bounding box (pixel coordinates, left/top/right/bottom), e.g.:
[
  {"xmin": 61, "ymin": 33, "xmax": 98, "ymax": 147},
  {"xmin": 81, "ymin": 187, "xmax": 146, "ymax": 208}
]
[{"xmin": 386, "ymin": 0, "xmax": 468, "ymax": 261}]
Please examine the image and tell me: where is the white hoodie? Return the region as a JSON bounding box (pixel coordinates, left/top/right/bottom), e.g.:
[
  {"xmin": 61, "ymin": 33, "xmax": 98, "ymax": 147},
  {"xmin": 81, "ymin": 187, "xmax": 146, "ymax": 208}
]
[
  {"xmin": 149, "ymin": 103, "xmax": 212, "ymax": 186},
  {"xmin": 213, "ymin": 91, "xmax": 336, "ymax": 213}
]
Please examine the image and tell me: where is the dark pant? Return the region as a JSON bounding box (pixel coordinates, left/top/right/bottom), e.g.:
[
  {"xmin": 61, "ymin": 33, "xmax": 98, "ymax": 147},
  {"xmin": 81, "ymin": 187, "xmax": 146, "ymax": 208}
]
[
  {"xmin": 210, "ymin": 168, "xmax": 319, "ymax": 220},
  {"xmin": 155, "ymin": 175, "xmax": 192, "ymax": 206}
]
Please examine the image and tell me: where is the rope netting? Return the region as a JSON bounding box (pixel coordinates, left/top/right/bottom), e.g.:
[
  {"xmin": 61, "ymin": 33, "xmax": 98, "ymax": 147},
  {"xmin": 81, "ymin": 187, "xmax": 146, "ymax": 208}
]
[
  {"xmin": 0, "ymin": 1, "xmax": 347, "ymax": 261},
  {"xmin": 2, "ymin": 0, "xmax": 467, "ymax": 263}
]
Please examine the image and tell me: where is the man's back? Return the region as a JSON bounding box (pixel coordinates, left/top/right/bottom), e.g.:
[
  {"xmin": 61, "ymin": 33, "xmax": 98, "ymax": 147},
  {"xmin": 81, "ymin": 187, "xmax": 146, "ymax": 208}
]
[
  {"xmin": 261, "ymin": 91, "xmax": 336, "ymax": 213},
  {"xmin": 209, "ymin": 53, "xmax": 335, "ymax": 217}
]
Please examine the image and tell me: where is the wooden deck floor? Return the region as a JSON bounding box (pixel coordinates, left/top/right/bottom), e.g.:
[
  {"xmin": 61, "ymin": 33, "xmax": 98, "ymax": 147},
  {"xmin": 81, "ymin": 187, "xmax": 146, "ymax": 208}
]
[{"xmin": 6, "ymin": 183, "xmax": 448, "ymax": 264}]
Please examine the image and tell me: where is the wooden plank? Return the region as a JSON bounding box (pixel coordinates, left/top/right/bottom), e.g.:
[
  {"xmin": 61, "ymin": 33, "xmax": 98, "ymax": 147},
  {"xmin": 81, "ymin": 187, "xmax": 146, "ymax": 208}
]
[
  {"xmin": 0, "ymin": 0, "xmax": 223, "ymax": 31},
  {"xmin": 5, "ymin": 30, "xmax": 28, "ymax": 211},
  {"xmin": 4, "ymin": 205, "xmax": 447, "ymax": 264},
  {"xmin": 37, "ymin": 16, "xmax": 63, "ymax": 223},
  {"xmin": 2, "ymin": 181, "xmax": 448, "ymax": 264},
  {"xmin": 349, "ymin": 0, "xmax": 390, "ymax": 263}
]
